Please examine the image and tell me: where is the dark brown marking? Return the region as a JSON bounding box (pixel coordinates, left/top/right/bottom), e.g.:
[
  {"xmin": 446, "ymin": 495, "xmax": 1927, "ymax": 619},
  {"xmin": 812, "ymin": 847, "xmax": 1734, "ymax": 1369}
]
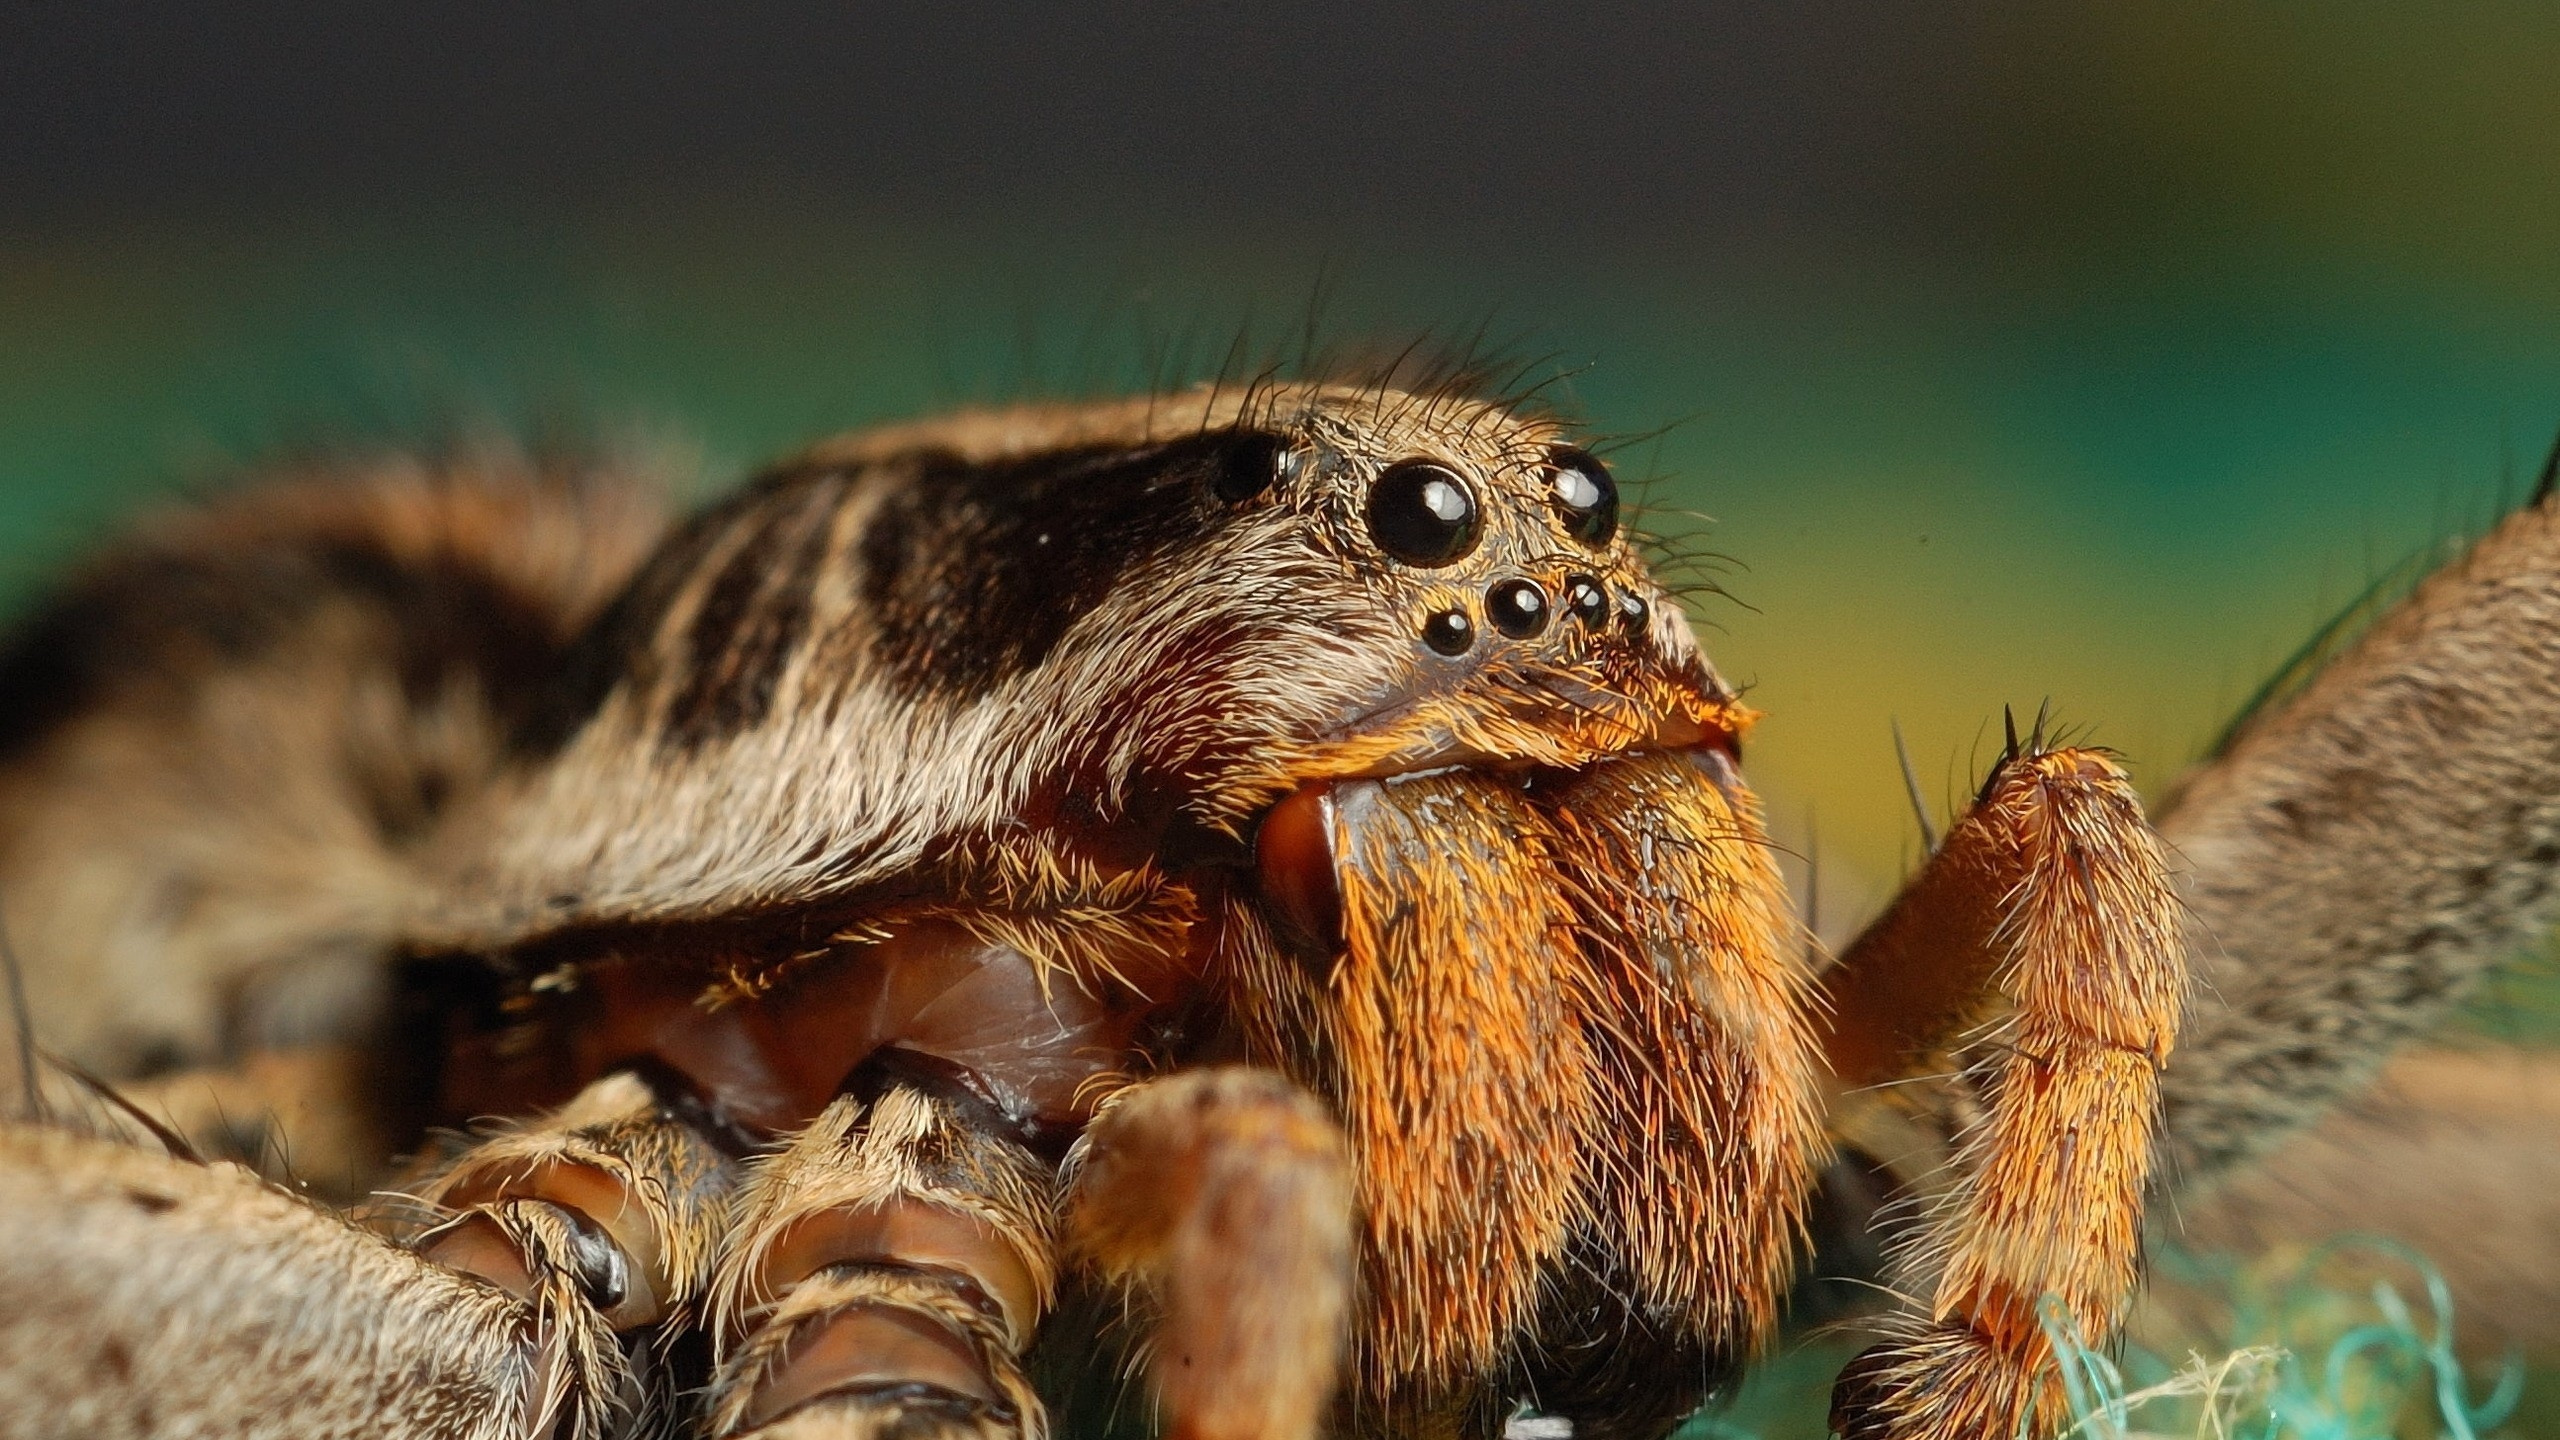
[
  {"xmin": 0, "ymin": 534, "xmax": 572, "ymax": 822},
  {"xmin": 519, "ymin": 500, "xmax": 733, "ymax": 754},
  {"xmin": 663, "ymin": 473, "xmax": 845, "ymax": 750},
  {"xmin": 858, "ymin": 431, "xmax": 1277, "ymax": 699}
]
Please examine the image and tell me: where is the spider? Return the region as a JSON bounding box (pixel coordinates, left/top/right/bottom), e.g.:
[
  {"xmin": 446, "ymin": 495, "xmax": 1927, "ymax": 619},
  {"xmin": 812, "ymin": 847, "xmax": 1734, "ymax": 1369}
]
[{"xmin": 0, "ymin": 375, "xmax": 2550, "ymax": 1440}]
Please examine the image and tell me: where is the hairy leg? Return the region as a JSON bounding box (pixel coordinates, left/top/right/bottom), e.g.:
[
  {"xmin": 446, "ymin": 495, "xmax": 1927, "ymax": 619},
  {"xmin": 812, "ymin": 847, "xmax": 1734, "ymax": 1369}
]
[
  {"xmin": 704, "ymin": 1081, "xmax": 1056, "ymax": 1440},
  {"xmin": 2160, "ymin": 491, "xmax": 2560, "ymax": 1176},
  {"xmin": 0, "ymin": 1067, "xmax": 738, "ymax": 1440},
  {"xmin": 399, "ymin": 1070, "xmax": 743, "ymax": 1437},
  {"xmin": 1819, "ymin": 744, "xmax": 2186, "ymax": 1440},
  {"xmin": 1061, "ymin": 1067, "xmax": 1354, "ymax": 1440},
  {"xmin": 49, "ymin": 1043, "xmax": 393, "ymax": 1195},
  {"xmin": 0, "ymin": 1122, "xmax": 550, "ymax": 1440}
]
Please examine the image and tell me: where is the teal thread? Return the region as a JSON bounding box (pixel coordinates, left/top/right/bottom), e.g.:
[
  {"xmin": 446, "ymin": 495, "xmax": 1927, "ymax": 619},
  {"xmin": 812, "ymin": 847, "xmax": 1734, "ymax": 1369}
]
[
  {"xmin": 1679, "ymin": 1239, "xmax": 2528, "ymax": 1440},
  {"xmin": 2036, "ymin": 1238, "xmax": 2523, "ymax": 1440}
]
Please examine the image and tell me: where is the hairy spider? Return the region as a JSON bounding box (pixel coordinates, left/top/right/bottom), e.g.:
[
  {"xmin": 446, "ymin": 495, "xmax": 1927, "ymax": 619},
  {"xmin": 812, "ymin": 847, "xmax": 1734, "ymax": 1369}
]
[{"xmin": 0, "ymin": 376, "xmax": 2550, "ymax": 1440}]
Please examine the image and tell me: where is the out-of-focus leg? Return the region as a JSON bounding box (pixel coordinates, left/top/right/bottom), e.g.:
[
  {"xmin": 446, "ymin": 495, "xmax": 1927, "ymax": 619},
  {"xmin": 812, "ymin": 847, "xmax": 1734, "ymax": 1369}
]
[
  {"xmin": 2142, "ymin": 1046, "xmax": 2560, "ymax": 1358},
  {"xmin": 1061, "ymin": 1067, "xmax": 1354, "ymax": 1440},
  {"xmin": 0, "ymin": 1121, "xmax": 567, "ymax": 1440},
  {"xmin": 2159, "ymin": 490, "xmax": 2560, "ymax": 1182}
]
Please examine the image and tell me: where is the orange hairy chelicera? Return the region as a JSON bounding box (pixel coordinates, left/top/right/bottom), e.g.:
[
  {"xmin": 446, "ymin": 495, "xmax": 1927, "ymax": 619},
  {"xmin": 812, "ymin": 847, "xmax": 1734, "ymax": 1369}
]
[{"xmin": 0, "ymin": 371, "xmax": 2549, "ymax": 1440}]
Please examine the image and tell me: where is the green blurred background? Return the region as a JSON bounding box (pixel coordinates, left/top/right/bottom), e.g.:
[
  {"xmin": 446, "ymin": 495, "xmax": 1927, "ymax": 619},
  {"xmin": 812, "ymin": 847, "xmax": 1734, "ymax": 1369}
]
[
  {"xmin": 4, "ymin": 3, "xmax": 2558, "ymax": 1430},
  {"xmin": 9, "ymin": 3, "xmax": 2559, "ymax": 921}
]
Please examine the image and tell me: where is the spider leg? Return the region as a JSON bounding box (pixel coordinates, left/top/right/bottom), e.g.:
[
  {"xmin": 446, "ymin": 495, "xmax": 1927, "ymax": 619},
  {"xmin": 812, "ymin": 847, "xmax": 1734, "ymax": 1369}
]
[
  {"xmin": 401, "ymin": 1070, "xmax": 743, "ymax": 1438},
  {"xmin": 2153, "ymin": 1046, "xmax": 2560, "ymax": 1356},
  {"xmin": 0, "ymin": 1116, "xmax": 610, "ymax": 1440},
  {"xmin": 1818, "ymin": 745, "xmax": 2186, "ymax": 1440},
  {"xmin": 1, "ymin": 1067, "xmax": 740, "ymax": 1439},
  {"xmin": 1060, "ymin": 1066, "xmax": 1355, "ymax": 1440},
  {"xmin": 703, "ymin": 1081, "xmax": 1055, "ymax": 1440},
  {"xmin": 25, "ymin": 1043, "xmax": 396, "ymax": 1196},
  {"xmin": 2160, "ymin": 490, "xmax": 2560, "ymax": 1179},
  {"xmin": 2111, "ymin": 491, "xmax": 2560, "ymax": 1353}
]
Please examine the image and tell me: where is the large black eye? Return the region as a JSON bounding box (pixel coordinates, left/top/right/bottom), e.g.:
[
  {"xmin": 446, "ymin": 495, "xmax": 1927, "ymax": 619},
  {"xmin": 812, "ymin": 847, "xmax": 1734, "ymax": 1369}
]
[
  {"xmin": 1366, "ymin": 460, "xmax": 1482, "ymax": 567},
  {"xmin": 1547, "ymin": 447, "xmax": 1619, "ymax": 547}
]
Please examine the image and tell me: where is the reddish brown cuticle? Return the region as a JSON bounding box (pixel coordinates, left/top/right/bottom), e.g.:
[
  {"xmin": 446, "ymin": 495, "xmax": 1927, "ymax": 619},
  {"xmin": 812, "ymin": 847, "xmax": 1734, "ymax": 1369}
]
[
  {"xmin": 487, "ymin": 923, "xmax": 1170, "ymax": 1144},
  {"xmin": 1255, "ymin": 782, "xmax": 1343, "ymax": 951},
  {"xmin": 746, "ymin": 1306, "xmax": 1002, "ymax": 1428},
  {"xmin": 757, "ymin": 1199, "xmax": 1039, "ymax": 1341},
  {"xmin": 432, "ymin": 1159, "xmax": 667, "ymax": 1328},
  {"xmin": 418, "ymin": 1212, "xmax": 538, "ymax": 1301}
]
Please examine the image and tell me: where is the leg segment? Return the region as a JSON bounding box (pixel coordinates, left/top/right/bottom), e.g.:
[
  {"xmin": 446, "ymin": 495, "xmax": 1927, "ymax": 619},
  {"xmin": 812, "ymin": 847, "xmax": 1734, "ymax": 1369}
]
[
  {"xmin": 403, "ymin": 1069, "xmax": 743, "ymax": 1438},
  {"xmin": 1061, "ymin": 1067, "xmax": 1355, "ymax": 1440},
  {"xmin": 1819, "ymin": 744, "xmax": 2185, "ymax": 1440},
  {"xmin": 703, "ymin": 1082, "xmax": 1056, "ymax": 1440},
  {"xmin": 0, "ymin": 1121, "xmax": 554, "ymax": 1440}
]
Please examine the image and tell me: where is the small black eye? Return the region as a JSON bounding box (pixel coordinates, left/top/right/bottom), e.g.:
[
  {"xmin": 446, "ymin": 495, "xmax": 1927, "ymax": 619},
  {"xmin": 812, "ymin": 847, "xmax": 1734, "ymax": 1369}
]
[
  {"xmin": 1618, "ymin": 591, "xmax": 1650, "ymax": 634},
  {"xmin": 1564, "ymin": 573, "xmax": 1609, "ymax": 626},
  {"xmin": 1548, "ymin": 447, "xmax": 1619, "ymax": 547},
  {"xmin": 1215, "ymin": 434, "xmax": 1287, "ymax": 503},
  {"xmin": 1487, "ymin": 579, "xmax": 1550, "ymax": 639},
  {"xmin": 1366, "ymin": 460, "xmax": 1482, "ymax": 567},
  {"xmin": 1422, "ymin": 607, "xmax": 1476, "ymax": 656}
]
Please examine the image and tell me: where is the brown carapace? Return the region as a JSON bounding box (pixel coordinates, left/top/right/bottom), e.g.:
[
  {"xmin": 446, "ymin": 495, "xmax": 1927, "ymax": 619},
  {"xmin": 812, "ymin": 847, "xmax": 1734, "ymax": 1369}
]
[{"xmin": 2, "ymin": 375, "xmax": 2545, "ymax": 1440}]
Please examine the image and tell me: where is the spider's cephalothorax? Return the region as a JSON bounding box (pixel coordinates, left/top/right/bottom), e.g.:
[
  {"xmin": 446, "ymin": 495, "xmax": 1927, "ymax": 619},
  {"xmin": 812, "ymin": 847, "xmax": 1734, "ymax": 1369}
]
[{"xmin": 5, "ymin": 377, "xmax": 2547, "ymax": 1440}]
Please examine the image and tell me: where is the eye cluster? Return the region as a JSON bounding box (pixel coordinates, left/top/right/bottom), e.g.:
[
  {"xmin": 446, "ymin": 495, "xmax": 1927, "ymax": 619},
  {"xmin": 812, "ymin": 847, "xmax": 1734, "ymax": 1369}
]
[
  {"xmin": 1422, "ymin": 572, "xmax": 1647, "ymax": 657},
  {"xmin": 1361, "ymin": 447, "xmax": 1633, "ymax": 658},
  {"xmin": 1211, "ymin": 432, "xmax": 1641, "ymax": 659},
  {"xmin": 1362, "ymin": 447, "xmax": 1619, "ymax": 567}
]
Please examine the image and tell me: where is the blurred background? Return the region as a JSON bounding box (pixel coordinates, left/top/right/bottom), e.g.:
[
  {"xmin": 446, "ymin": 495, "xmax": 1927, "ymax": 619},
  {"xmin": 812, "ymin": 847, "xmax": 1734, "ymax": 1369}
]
[
  {"xmin": 8, "ymin": 2, "xmax": 2560, "ymax": 915},
  {"xmin": 4, "ymin": 2, "xmax": 2558, "ymax": 1428}
]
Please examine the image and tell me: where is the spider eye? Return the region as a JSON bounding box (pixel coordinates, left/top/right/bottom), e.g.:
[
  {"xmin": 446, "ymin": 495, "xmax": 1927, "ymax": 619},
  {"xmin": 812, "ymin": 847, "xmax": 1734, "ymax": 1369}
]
[
  {"xmin": 1564, "ymin": 573, "xmax": 1609, "ymax": 626},
  {"xmin": 1486, "ymin": 578, "xmax": 1550, "ymax": 639},
  {"xmin": 1214, "ymin": 433, "xmax": 1288, "ymax": 503},
  {"xmin": 1422, "ymin": 607, "xmax": 1477, "ymax": 656},
  {"xmin": 1547, "ymin": 447, "xmax": 1619, "ymax": 547},
  {"xmin": 1366, "ymin": 460, "xmax": 1482, "ymax": 567}
]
